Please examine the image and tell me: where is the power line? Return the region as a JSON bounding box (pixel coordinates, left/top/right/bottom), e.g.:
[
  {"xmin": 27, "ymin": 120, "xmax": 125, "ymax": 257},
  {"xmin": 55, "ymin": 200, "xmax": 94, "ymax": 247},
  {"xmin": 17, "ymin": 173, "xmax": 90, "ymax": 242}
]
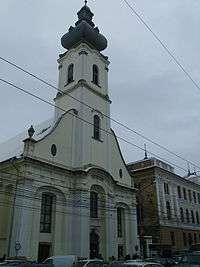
[
  {"xmin": 0, "ymin": 77, "xmax": 191, "ymax": 173},
  {"xmin": 122, "ymin": 0, "xmax": 200, "ymax": 93},
  {"xmin": 0, "ymin": 169, "xmax": 135, "ymax": 202},
  {"xmin": 1, "ymin": 170, "xmax": 198, "ymax": 225},
  {"xmin": 1, "ymin": 56, "xmax": 200, "ymax": 170}
]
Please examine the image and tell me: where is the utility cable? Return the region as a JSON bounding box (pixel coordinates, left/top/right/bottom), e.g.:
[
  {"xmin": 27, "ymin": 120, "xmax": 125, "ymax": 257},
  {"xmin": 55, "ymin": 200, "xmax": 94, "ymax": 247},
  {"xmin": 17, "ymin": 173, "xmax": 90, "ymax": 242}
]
[
  {"xmin": 122, "ymin": 0, "xmax": 200, "ymax": 94},
  {"xmin": 0, "ymin": 77, "xmax": 191, "ymax": 173},
  {"xmin": 1, "ymin": 56, "xmax": 200, "ymax": 170}
]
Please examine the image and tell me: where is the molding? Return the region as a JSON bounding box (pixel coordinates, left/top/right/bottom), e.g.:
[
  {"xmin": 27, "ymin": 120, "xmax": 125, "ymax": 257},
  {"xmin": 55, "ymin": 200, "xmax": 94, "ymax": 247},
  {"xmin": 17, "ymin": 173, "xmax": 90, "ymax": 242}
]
[
  {"xmin": 79, "ymin": 50, "xmax": 88, "ymax": 56},
  {"xmin": 58, "ymin": 64, "xmax": 63, "ymax": 70},
  {"xmin": 91, "ymin": 109, "xmax": 104, "ymax": 118},
  {"xmin": 57, "ymin": 42, "xmax": 110, "ymax": 65},
  {"xmin": 55, "ymin": 79, "xmax": 112, "ymax": 103}
]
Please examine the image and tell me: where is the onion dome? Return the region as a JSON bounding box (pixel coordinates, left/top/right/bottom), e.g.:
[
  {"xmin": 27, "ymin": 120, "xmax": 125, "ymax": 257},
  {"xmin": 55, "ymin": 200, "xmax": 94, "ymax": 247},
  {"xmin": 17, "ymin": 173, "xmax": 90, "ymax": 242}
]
[{"xmin": 61, "ymin": 3, "xmax": 107, "ymax": 51}]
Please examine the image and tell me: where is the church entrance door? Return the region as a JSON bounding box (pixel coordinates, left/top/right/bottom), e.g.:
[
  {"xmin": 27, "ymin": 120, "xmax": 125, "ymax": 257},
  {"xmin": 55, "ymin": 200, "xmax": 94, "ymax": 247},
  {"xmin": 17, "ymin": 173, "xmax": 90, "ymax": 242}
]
[
  {"xmin": 38, "ymin": 242, "xmax": 51, "ymax": 263},
  {"xmin": 90, "ymin": 230, "xmax": 99, "ymax": 259}
]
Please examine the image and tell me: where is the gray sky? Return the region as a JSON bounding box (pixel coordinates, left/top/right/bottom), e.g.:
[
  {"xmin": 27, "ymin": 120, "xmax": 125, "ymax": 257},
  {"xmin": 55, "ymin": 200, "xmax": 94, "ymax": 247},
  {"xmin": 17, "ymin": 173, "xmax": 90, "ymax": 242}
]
[{"xmin": 1, "ymin": 0, "xmax": 200, "ymax": 175}]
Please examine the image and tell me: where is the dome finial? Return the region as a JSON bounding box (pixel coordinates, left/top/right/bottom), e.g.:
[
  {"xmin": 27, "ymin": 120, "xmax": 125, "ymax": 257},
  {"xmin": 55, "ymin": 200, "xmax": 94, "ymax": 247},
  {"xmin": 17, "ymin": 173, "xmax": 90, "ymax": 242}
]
[{"xmin": 84, "ymin": 0, "xmax": 87, "ymax": 5}]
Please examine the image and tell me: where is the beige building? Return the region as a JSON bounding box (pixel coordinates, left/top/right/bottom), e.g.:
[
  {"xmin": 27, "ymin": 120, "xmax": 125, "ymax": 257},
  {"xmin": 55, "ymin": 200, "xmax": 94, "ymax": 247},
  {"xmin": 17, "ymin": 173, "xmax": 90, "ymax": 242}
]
[
  {"xmin": 0, "ymin": 3, "xmax": 139, "ymax": 261},
  {"xmin": 128, "ymin": 157, "xmax": 200, "ymax": 257}
]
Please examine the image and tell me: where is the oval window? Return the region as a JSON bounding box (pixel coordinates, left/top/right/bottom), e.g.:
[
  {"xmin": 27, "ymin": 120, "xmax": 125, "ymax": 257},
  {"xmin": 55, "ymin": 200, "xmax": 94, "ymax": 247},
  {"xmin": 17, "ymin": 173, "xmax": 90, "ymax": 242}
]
[
  {"xmin": 119, "ymin": 169, "xmax": 123, "ymax": 178},
  {"xmin": 51, "ymin": 144, "xmax": 57, "ymax": 156}
]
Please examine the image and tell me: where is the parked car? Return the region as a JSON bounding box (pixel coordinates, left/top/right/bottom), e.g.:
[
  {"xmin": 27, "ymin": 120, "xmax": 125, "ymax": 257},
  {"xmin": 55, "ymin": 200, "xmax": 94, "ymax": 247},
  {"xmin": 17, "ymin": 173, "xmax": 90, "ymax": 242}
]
[
  {"xmin": 74, "ymin": 259, "xmax": 103, "ymax": 267},
  {"xmin": 145, "ymin": 258, "xmax": 176, "ymax": 267},
  {"xmin": 43, "ymin": 255, "xmax": 77, "ymax": 267},
  {"xmin": 124, "ymin": 261, "xmax": 164, "ymax": 267},
  {"xmin": 175, "ymin": 253, "xmax": 200, "ymax": 267},
  {"xmin": 108, "ymin": 261, "xmax": 125, "ymax": 267}
]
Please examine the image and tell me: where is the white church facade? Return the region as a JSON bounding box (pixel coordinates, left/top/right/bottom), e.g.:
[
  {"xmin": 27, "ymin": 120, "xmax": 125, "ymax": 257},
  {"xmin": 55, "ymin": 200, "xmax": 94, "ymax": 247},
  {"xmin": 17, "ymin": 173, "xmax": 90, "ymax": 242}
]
[{"xmin": 0, "ymin": 3, "xmax": 139, "ymax": 261}]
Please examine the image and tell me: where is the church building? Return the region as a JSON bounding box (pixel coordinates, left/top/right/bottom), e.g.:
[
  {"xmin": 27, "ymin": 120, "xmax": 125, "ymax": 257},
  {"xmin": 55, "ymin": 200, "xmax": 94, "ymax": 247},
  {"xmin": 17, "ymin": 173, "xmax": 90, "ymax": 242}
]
[{"xmin": 0, "ymin": 2, "xmax": 138, "ymax": 261}]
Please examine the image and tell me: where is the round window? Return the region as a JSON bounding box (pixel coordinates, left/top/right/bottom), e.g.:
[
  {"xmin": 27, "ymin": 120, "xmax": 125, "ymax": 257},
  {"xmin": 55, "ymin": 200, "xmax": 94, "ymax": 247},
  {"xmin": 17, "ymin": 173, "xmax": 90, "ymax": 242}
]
[{"xmin": 51, "ymin": 144, "xmax": 57, "ymax": 156}]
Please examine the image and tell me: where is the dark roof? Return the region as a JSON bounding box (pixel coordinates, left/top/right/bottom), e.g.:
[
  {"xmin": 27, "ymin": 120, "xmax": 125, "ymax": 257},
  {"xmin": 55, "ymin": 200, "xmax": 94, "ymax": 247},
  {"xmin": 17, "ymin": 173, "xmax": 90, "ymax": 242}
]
[{"xmin": 61, "ymin": 4, "xmax": 107, "ymax": 51}]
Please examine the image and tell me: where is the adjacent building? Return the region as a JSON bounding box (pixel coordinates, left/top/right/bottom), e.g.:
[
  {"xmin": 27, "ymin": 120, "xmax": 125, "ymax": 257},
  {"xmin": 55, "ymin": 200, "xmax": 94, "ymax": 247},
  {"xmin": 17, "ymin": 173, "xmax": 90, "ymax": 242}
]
[
  {"xmin": 0, "ymin": 3, "xmax": 139, "ymax": 261},
  {"xmin": 128, "ymin": 157, "xmax": 200, "ymax": 257}
]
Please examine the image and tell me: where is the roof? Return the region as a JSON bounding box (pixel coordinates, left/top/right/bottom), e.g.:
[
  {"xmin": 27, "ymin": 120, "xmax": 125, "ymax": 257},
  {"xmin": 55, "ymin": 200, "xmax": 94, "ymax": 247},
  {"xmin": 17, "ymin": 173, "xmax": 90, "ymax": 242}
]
[{"xmin": 0, "ymin": 118, "xmax": 54, "ymax": 163}]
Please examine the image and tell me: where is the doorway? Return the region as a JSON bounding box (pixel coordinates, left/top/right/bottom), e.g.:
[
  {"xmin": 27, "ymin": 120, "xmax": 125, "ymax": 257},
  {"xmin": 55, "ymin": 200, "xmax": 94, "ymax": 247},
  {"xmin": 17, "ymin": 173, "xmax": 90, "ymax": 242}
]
[
  {"xmin": 90, "ymin": 230, "xmax": 99, "ymax": 259},
  {"xmin": 38, "ymin": 243, "xmax": 51, "ymax": 263}
]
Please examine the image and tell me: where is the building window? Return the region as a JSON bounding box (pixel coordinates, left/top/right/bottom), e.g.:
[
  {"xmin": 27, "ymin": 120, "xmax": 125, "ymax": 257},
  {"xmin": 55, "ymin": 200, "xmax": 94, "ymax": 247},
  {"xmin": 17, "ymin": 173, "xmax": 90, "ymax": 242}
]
[
  {"xmin": 183, "ymin": 232, "xmax": 187, "ymax": 246},
  {"xmin": 93, "ymin": 115, "xmax": 101, "ymax": 140},
  {"xmin": 180, "ymin": 207, "xmax": 184, "ymax": 222},
  {"xmin": 164, "ymin": 183, "xmax": 169, "ymax": 194},
  {"xmin": 198, "ymin": 193, "xmax": 200, "ymax": 204},
  {"xmin": 193, "ymin": 191, "xmax": 197, "ymax": 203},
  {"xmin": 177, "ymin": 186, "xmax": 181, "ymax": 198},
  {"xmin": 194, "ymin": 233, "xmax": 197, "ymax": 244},
  {"xmin": 191, "ymin": 210, "xmax": 195, "ymax": 223},
  {"xmin": 188, "ymin": 190, "xmax": 192, "ymax": 202},
  {"xmin": 196, "ymin": 211, "xmax": 199, "ymax": 224},
  {"xmin": 170, "ymin": 232, "xmax": 175, "ymax": 246},
  {"xmin": 90, "ymin": 191, "xmax": 98, "ymax": 218},
  {"xmin": 40, "ymin": 193, "xmax": 53, "ymax": 233},
  {"xmin": 67, "ymin": 64, "xmax": 74, "ymax": 84},
  {"xmin": 188, "ymin": 233, "xmax": 193, "ymax": 246},
  {"xmin": 183, "ymin": 187, "xmax": 187, "ymax": 200},
  {"xmin": 92, "ymin": 65, "xmax": 99, "ymax": 85},
  {"xmin": 166, "ymin": 201, "xmax": 171, "ymax": 220},
  {"xmin": 118, "ymin": 245, "xmax": 124, "ymax": 260},
  {"xmin": 186, "ymin": 209, "xmax": 190, "ymax": 223},
  {"xmin": 117, "ymin": 207, "xmax": 124, "ymax": 238}
]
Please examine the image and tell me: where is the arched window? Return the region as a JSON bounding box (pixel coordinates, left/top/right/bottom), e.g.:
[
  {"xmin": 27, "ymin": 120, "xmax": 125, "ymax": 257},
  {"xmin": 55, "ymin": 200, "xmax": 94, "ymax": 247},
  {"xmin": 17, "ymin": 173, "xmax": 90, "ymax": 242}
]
[
  {"xmin": 93, "ymin": 115, "xmax": 101, "ymax": 140},
  {"xmin": 90, "ymin": 191, "xmax": 98, "ymax": 218},
  {"xmin": 180, "ymin": 207, "xmax": 184, "ymax": 222},
  {"xmin": 92, "ymin": 64, "xmax": 99, "ymax": 85},
  {"xmin": 40, "ymin": 193, "xmax": 53, "ymax": 233},
  {"xmin": 67, "ymin": 64, "xmax": 74, "ymax": 84}
]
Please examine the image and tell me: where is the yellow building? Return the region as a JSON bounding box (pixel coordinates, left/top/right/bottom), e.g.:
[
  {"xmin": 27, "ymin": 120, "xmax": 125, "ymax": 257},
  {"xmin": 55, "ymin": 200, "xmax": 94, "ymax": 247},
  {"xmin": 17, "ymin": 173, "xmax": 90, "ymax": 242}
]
[{"xmin": 128, "ymin": 157, "xmax": 200, "ymax": 257}]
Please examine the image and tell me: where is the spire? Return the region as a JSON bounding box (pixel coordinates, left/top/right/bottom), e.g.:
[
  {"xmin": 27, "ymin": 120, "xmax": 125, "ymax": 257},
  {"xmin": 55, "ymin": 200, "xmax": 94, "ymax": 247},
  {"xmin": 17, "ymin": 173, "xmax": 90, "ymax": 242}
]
[
  {"xmin": 61, "ymin": 3, "xmax": 107, "ymax": 51},
  {"xmin": 144, "ymin": 144, "xmax": 148, "ymax": 160},
  {"xmin": 187, "ymin": 162, "xmax": 191, "ymax": 176},
  {"xmin": 76, "ymin": 2, "xmax": 94, "ymax": 27}
]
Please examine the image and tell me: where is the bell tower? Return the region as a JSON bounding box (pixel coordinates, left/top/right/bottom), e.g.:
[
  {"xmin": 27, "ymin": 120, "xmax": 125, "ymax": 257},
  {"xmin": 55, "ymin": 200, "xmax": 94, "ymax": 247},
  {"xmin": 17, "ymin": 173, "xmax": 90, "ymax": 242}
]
[{"xmin": 55, "ymin": 2, "xmax": 110, "ymax": 121}]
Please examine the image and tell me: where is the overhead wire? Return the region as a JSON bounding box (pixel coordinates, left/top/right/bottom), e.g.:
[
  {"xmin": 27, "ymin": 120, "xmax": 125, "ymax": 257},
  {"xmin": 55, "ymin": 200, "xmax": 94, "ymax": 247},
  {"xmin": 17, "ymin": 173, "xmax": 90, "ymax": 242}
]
[
  {"xmin": 0, "ymin": 77, "xmax": 191, "ymax": 173},
  {"xmin": 0, "ymin": 56, "xmax": 200, "ymax": 170},
  {"xmin": 122, "ymin": 0, "xmax": 200, "ymax": 94}
]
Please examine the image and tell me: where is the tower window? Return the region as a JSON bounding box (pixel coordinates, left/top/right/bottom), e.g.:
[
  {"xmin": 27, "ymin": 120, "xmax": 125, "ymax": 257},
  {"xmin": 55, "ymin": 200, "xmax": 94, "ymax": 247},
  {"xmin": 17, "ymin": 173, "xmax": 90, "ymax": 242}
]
[
  {"xmin": 92, "ymin": 65, "xmax": 99, "ymax": 85},
  {"xmin": 93, "ymin": 115, "xmax": 101, "ymax": 140},
  {"xmin": 40, "ymin": 193, "xmax": 53, "ymax": 233},
  {"xmin": 90, "ymin": 191, "xmax": 98, "ymax": 218},
  {"xmin": 67, "ymin": 64, "xmax": 74, "ymax": 84}
]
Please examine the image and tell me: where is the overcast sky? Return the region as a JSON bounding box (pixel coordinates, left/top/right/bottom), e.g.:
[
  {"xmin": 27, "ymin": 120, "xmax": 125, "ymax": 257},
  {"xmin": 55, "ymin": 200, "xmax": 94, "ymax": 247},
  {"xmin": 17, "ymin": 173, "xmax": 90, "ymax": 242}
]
[{"xmin": 1, "ymin": 0, "xmax": 200, "ymax": 175}]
